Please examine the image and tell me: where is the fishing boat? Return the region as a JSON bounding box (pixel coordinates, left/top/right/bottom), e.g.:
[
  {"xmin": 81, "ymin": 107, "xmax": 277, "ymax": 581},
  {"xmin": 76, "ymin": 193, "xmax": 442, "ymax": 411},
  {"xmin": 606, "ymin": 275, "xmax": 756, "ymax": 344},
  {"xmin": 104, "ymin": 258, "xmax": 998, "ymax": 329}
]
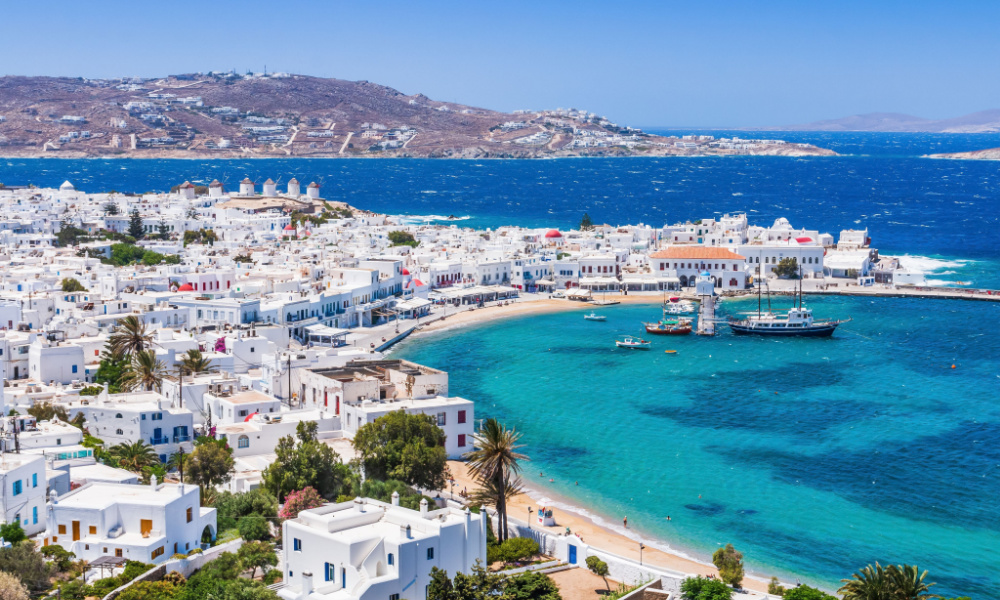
[
  {"xmin": 643, "ymin": 304, "xmax": 693, "ymax": 335},
  {"xmin": 584, "ymin": 312, "xmax": 607, "ymax": 321},
  {"xmin": 615, "ymin": 336, "xmax": 651, "ymax": 350},
  {"xmin": 728, "ymin": 269, "xmax": 849, "ymax": 337}
]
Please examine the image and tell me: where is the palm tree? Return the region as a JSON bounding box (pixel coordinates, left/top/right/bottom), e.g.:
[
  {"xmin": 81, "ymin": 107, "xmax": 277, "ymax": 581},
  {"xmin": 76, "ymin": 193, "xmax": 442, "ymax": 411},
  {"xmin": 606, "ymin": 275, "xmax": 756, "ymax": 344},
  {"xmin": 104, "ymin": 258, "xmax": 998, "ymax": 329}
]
[
  {"xmin": 121, "ymin": 350, "xmax": 166, "ymax": 392},
  {"xmin": 464, "ymin": 418, "xmax": 527, "ymax": 542},
  {"xmin": 108, "ymin": 440, "xmax": 159, "ymax": 473},
  {"xmin": 840, "ymin": 563, "xmax": 892, "ymax": 600},
  {"xmin": 108, "ymin": 315, "xmax": 153, "ymax": 359},
  {"xmin": 468, "ymin": 471, "xmax": 525, "ymax": 511},
  {"xmin": 888, "ymin": 565, "xmax": 937, "ymax": 600},
  {"xmin": 180, "ymin": 349, "xmax": 213, "ymax": 376},
  {"xmin": 167, "ymin": 447, "xmax": 188, "ymax": 483}
]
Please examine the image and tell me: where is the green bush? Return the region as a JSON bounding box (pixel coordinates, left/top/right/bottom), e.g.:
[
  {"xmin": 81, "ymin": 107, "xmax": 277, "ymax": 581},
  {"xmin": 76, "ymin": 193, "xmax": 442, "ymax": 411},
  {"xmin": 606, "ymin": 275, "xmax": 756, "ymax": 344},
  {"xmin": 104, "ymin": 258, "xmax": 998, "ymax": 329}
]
[{"xmin": 680, "ymin": 576, "xmax": 732, "ymax": 600}]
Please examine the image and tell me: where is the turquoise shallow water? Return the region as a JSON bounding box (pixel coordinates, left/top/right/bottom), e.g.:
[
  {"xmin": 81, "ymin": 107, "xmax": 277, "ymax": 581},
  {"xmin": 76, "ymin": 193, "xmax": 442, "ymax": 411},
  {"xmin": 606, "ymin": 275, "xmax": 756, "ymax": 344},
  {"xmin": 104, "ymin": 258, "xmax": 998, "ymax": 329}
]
[{"xmin": 395, "ymin": 296, "xmax": 1000, "ymax": 597}]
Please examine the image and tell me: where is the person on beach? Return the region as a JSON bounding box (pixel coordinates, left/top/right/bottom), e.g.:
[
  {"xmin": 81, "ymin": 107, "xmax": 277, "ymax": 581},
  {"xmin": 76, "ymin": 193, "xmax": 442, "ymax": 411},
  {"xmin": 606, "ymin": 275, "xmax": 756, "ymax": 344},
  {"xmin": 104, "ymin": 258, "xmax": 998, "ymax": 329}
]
[{"xmin": 623, "ymin": 516, "xmax": 628, "ymax": 529}]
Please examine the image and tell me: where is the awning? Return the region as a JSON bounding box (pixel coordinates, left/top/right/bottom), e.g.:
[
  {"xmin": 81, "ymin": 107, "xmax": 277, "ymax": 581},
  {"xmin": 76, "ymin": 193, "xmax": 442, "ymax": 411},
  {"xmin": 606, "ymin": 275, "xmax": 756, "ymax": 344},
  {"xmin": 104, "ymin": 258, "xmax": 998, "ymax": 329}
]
[{"xmin": 304, "ymin": 324, "xmax": 349, "ymax": 337}]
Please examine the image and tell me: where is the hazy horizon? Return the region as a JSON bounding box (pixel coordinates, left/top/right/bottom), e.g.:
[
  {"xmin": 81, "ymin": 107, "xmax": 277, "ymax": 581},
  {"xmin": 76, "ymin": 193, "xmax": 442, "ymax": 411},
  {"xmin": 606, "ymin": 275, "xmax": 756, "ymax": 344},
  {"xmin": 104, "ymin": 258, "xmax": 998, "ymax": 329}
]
[{"xmin": 2, "ymin": 1, "xmax": 999, "ymax": 128}]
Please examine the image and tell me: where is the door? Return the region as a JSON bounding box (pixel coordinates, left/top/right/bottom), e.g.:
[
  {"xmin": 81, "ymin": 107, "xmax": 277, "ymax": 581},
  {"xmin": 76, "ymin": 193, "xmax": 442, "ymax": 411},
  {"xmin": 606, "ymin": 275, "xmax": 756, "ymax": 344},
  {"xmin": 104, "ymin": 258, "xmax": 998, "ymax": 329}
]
[
  {"xmin": 568, "ymin": 545, "xmax": 577, "ymax": 565},
  {"xmin": 72, "ymin": 521, "xmax": 80, "ymax": 541},
  {"xmin": 141, "ymin": 519, "xmax": 153, "ymax": 537}
]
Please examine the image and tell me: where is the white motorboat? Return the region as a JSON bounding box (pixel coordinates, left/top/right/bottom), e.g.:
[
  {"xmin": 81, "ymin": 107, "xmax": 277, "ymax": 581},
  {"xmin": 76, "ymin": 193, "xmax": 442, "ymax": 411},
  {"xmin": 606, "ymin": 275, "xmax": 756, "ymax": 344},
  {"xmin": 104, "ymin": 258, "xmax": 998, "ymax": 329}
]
[
  {"xmin": 615, "ymin": 336, "xmax": 651, "ymax": 350},
  {"xmin": 584, "ymin": 312, "xmax": 607, "ymax": 321}
]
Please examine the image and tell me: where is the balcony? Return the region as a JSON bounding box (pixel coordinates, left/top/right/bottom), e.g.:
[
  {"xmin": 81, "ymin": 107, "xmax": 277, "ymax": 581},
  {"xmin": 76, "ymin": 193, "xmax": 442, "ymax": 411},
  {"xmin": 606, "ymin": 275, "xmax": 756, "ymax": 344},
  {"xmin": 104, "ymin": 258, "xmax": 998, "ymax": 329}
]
[
  {"xmin": 173, "ymin": 434, "xmax": 191, "ymax": 443},
  {"xmin": 149, "ymin": 436, "xmax": 170, "ymax": 445}
]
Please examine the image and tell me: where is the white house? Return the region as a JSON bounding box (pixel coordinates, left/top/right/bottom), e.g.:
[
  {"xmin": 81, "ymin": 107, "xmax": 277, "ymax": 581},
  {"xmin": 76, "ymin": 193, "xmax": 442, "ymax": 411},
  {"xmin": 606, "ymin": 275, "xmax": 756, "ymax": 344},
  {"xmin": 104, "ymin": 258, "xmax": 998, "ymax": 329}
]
[
  {"xmin": 44, "ymin": 479, "xmax": 216, "ymax": 563},
  {"xmin": 0, "ymin": 453, "xmax": 47, "ymax": 536},
  {"xmin": 279, "ymin": 497, "xmax": 488, "ymax": 600},
  {"xmin": 649, "ymin": 247, "xmax": 747, "ymax": 289},
  {"xmin": 75, "ymin": 390, "xmax": 194, "ymax": 463}
]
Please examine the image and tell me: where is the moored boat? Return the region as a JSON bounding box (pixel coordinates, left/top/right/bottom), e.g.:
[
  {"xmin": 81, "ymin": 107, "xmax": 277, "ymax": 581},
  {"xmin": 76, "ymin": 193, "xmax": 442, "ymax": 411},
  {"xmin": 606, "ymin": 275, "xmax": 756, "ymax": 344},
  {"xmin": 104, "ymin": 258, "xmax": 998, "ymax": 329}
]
[
  {"xmin": 584, "ymin": 312, "xmax": 607, "ymax": 321},
  {"xmin": 615, "ymin": 336, "xmax": 651, "ymax": 349},
  {"xmin": 643, "ymin": 320, "xmax": 692, "ymax": 335}
]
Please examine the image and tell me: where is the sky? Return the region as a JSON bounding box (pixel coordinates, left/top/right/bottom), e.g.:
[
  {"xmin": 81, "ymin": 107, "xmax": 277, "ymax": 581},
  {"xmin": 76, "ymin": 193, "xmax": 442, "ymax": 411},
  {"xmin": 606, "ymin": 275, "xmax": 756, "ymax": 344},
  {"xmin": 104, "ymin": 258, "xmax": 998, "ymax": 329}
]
[{"xmin": 2, "ymin": 0, "xmax": 999, "ymax": 128}]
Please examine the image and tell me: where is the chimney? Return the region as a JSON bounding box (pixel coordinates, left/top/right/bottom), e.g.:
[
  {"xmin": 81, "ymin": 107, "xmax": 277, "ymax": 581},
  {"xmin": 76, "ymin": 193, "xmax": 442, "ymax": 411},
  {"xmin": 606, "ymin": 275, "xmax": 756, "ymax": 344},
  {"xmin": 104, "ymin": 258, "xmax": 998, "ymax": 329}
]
[
  {"xmin": 391, "ymin": 491, "xmax": 399, "ymax": 506},
  {"xmin": 150, "ymin": 474, "xmax": 158, "ymax": 490},
  {"xmin": 400, "ymin": 523, "xmax": 411, "ymax": 539},
  {"xmin": 301, "ymin": 571, "xmax": 313, "ymax": 597},
  {"xmin": 419, "ymin": 498, "xmax": 428, "ymax": 518}
]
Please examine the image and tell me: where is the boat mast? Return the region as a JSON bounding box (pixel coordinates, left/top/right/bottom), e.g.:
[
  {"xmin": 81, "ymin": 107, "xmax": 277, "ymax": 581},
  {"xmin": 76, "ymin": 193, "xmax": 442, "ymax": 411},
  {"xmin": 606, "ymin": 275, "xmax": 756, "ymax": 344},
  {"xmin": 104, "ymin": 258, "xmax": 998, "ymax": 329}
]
[{"xmin": 757, "ymin": 269, "xmax": 762, "ymax": 317}]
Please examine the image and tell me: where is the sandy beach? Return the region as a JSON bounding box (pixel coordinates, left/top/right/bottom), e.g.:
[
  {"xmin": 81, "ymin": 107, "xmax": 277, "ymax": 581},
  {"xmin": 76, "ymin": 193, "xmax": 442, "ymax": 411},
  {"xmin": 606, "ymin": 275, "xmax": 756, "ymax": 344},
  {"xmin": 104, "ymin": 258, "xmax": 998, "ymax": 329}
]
[
  {"xmin": 416, "ymin": 293, "xmax": 672, "ymax": 336},
  {"xmin": 445, "ymin": 460, "xmax": 774, "ymax": 594}
]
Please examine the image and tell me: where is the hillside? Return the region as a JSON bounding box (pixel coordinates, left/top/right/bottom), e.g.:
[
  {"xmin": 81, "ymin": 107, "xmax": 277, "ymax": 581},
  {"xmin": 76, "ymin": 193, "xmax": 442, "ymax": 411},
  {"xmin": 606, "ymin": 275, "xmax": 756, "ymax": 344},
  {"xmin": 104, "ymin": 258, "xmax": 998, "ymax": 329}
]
[
  {"xmin": 927, "ymin": 147, "xmax": 1000, "ymax": 161},
  {"xmin": 0, "ymin": 73, "xmax": 834, "ymax": 159},
  {"xmin": 772, "ymin": 110, "xmax": 1000, "ymax": 133}
]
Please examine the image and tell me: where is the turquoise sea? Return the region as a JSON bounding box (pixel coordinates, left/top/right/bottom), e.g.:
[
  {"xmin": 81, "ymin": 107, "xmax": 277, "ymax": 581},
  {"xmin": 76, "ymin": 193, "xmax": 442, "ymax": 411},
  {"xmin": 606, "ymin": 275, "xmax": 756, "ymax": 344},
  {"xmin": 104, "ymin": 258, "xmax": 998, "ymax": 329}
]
[{"xmin": 395, "ymin": 296, "xmax": 1000, "ymax": 597}]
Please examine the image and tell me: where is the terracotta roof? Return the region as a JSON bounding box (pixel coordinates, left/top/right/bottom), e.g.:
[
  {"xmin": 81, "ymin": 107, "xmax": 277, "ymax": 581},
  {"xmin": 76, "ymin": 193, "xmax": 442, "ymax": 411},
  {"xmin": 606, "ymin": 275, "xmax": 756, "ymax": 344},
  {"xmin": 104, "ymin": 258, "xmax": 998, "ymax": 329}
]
[{"xmin": 649, "ymin": 247, "xmax": 745, "ymax": 260}]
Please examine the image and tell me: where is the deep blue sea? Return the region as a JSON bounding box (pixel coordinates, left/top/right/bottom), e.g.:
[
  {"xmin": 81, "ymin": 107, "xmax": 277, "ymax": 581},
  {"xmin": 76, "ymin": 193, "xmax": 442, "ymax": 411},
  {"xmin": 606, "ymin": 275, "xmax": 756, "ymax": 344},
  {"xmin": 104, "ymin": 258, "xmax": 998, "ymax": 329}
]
[{"xmin": 2, "ymin": 132, "xmax": 999, "ymax": 595}]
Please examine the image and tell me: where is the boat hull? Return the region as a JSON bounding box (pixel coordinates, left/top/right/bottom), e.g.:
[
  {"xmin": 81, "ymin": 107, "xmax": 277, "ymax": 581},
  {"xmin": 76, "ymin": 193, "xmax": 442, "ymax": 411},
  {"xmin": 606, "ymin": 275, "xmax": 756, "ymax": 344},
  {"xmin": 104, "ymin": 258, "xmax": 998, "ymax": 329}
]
[
  {"xmin": 728, "ymin": 322, "xmax": 840, "ymax": 337},
  {"xmin": 644, "ymin": 325, "xmax": 692, "ymax": 335}
]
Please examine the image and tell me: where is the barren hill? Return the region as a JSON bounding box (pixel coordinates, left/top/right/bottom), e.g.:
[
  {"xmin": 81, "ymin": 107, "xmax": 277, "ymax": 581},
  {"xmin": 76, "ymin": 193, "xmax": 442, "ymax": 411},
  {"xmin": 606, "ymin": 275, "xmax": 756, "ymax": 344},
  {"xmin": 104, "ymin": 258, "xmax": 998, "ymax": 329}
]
[
  {"xmin": 771, "ymin": 110, "xmax": 1000, "ymax": 133},
  {"xmin": 0, "ymin": 73, "xmax": 834, "ymax": 158}
]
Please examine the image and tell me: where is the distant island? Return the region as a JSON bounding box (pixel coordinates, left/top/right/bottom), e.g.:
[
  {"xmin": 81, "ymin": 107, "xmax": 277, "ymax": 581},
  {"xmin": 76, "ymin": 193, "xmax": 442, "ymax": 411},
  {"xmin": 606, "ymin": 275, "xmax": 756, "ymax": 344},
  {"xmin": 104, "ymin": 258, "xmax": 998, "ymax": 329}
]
[
  {"xmin": 0, "ymin": 72, "xmax": 834, "ymax": 159},
  {"xmin": 767, "ymin": 109, "xmax": 1000, "ymax": 133},
  {"xmin": 926, "ymin": 147, "xmax": 1000, "ymax": 161}
]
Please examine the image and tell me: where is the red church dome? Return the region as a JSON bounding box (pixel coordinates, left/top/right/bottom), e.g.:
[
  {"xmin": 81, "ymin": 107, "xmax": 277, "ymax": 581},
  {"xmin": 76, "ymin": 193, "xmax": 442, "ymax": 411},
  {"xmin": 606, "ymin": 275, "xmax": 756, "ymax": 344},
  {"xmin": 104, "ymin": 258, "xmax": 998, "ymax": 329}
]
[
  {"xmin": 177, "ymin": 283, "xmax": 195, "ymax": 292},
  {"xmin": 545, "ymin": 229, "xmax": 562, "ymax": 238}
]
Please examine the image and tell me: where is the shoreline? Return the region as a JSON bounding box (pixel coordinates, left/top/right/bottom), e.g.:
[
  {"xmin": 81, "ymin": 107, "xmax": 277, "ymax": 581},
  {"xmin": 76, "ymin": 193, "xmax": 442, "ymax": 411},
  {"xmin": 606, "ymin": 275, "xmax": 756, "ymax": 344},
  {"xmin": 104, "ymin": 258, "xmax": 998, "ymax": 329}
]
[{"xmin": 446, "ymin": 460, "xmax": 779, "ymax": 595}]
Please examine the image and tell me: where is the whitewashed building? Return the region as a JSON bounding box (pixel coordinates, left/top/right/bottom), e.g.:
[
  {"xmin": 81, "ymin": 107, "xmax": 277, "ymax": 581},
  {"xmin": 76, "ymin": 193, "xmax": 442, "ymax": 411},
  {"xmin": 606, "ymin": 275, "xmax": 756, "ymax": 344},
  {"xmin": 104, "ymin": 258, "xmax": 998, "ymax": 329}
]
[
  {"xmin": 279, "ymin": 497, "xmax": 487, "ymax": 600},
  {"xmin": 0, "ymin": 453, "xmax": 47, "ymax": 536}
]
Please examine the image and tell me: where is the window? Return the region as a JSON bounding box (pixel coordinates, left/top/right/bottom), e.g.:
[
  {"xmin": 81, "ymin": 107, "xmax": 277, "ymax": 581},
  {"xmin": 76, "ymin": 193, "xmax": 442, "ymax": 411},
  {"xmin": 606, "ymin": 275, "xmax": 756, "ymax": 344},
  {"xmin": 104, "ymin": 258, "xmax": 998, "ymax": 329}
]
[
  {"xmin": 115, "ymin": 548, "xmax": 123, "ymax": 557},
  {"xmin": 32, "ymin": 473, "xmax": 37, "ymax": 488},
  {"xmin": 151, "ymin": 546, "xmax": 164, "ymax": 560},
  {"xmin": 72, "ymin": 365, "xmax": 78, "ymax": 373},
  {"xmin": 427, "ymin": 547, "xmax": 434, "ymax": 560},
  {"xmin": 457, "ymin": 410, "xmax": 466, "ymax": 424},
  {"xmin": 325, "ymin": 562, "xmax": 335, "ymax": 581},
  {"xmin": 238, "ymin": 435, "xmax": 249, "ymax": 449},
  {"xmin": 115, "ymin": 413, "xmax": 123, "ymax": 419},
  {"xmin": 293, "ymin": 538, "xmax": 302, "ymax": 552},
  {"xmin": 12, "ymin": 480, "xmax": 22, "ymax": 496},
  {"xmin": 89, "ymin": 525, "xmax": 97, "ymax": 535},
  {"xmin": 33, "ymin": 507, "xmax": 38, "ymax": 525},
  {"xmin": 390, "ymin": 595, "xmax": 400, "ymax": 600},
  {"xmin": 116, "ymin": 429, "xmax": 124, "ymax": 435},
  {"xmin": 187, "ymin": 507, "xmax": 193, "ymax": 523},
  {"xmin": 436, "ymin": 412, "xmax": 446, "ymax": 426},
  {"xmin": 58, "ymin": 525, "xmax": 67, "ymax": 535},
  {"xmin": 458, "ymin": 434, "xmax": 466, "ymax": 447},
  {"xmin": 152, "ymin": 413, "xmax": 162, "ymax": 421},
  {"xmin": 387, "ymin": 553, "xmax": 394, "ymax": 566}
]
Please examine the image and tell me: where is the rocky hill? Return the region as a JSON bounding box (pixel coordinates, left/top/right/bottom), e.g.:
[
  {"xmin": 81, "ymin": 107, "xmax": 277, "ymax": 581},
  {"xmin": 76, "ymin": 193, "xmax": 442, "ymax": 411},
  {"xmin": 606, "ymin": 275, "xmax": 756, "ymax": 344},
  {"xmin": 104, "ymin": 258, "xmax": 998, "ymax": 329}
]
[
  {"xmin": 771, "ymin": 110, "xmax": 1000, "ymax": 133},
  {"xmin": 0, "ymin": 73, "xmax": 834, "ymax": 158},
  {"xmin": 927, "ymin": 147, "xmax": 1000, "ymax": 160}
]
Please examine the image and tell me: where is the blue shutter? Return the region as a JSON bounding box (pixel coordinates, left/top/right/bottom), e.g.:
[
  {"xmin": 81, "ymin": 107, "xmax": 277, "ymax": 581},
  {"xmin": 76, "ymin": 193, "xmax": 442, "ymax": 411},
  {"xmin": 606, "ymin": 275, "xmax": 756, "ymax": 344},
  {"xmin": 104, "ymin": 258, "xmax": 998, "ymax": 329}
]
[
  {"xmin": 324, "ymin": 562, "xmax": 330, "ymax": 581},
  {"xmin": 32, "ymin": 473, "xmax": 37, "ymax": 487},
  {"xmin": 32, "ymin": 507, "xmax": 37, "ymax": 524}
]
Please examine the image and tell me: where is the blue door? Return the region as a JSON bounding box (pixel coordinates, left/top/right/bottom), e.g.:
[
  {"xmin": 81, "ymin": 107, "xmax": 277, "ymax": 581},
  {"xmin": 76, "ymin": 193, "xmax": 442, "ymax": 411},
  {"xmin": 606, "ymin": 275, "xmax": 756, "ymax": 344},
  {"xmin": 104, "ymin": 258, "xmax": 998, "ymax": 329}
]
[{"xmin": 568, "ymin": 545, "xmax": 577, "ymax": 565}]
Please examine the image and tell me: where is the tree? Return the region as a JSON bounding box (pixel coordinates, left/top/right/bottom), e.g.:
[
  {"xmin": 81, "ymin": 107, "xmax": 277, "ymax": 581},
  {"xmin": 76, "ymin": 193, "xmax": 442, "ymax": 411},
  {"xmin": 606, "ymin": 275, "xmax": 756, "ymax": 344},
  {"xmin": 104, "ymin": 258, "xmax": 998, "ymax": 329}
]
[
  {"xmin": 0, "ymin": 570, "xmax": 30, "ymax": 600},
  {"xmin": 109, "ymin": 242, "xmax": 147, "ymax": 266},
  {"xmin": 238, "ymin": 540, "xmax": 278, "ymax": 579},
  {"xmin": 157, "ymin": 218, "xmax": 170, "ymax": 240},
  {"xmin": 167, "ymin": 447, "xmax": 188, "ymax": 483},
  {"xmin": 680, "ymin": 576, "xmax": 733, "ymax": 600},
  {"xmin": 0, "ymin": 522, "xmax": 26, "ymax": 545},
  {"xmin": 108, "ymin": 440, "xmax": 159, "ymax": 473},
  {"xmin": 278, "ymin": 487, "xmax": 326, "ymax": 519},
  {"xmin": 0, "ymin": 542, "xmax": 55, "ymax": 592},
  {"xmin": 886, "ymin": 565, "xmax": 936, "ymax": 600},
  {"xmin": 388, "ymin": 231, "xmax": 419, "ymax": 247},
  {"xmin": 121, "ymin": 349, "xmax": 166, "ymax": 392},
  {"xmin": 428, "ymin": 562, "xmax": 505, "ymax": 600},
  {"xmin": 128, "ymin": 208, "xmax": 145, "ymax": 240},
  {"xmin": 712, "ymin": 544, "xmax": 744, "ymax": 588},
  {"xmin": 116, "ymin": 580, "xmax": 181, "ymax": 600},
  {"xmin": 772, "ymin": 257, "xmax": 800, "ymax": 279},
  {"xmin": 783, "ymin": 585, "xmax": 837, "ymax": 600},
  {"xmin": 103, "ymin": 202, "xmax": 120, "ymax": 216},
  {"xmin": 465, "ymin": 418, "xmax": 527, "ymax": 542},
  {"xmin": 94, "ymin": 350, "xmax": 129, "ymax": 392},
  {"xmin": 55, "ymin": 224, "xmax": 88, "ymax": 247},
  {"xmin": 238, "ymin": 515, "xmax": 271, "ymax": 541},
  {"xmin": 768, "ymin": 577, "xmax": 786, "ymax": 596},
  {"xmin": 359, "ymin": 479, "xmax": 430, "ymax": 511},
  {"xmin": 353, "ymin": 411, "xmax": 450, "ymax": 490},
  {"xmin": 212, "ymin": 489, "xmax": 278, "ymax": 532},
  {"xmin": 61, "ymin": 277, "xmax": 87, "ymax": 292},
  {"xmin": 580, "ymin": 213, "xmax": 594, "ymax": 231},
  {"xmin": 186, "ymin": 438, "xmax": 236, "ymax": 490},
  {"xmin": 141, "ymin": 250, "xmax": 165, "ymax": 266},
  {"xmin": 109, "ymin": 316, "xmax": 153, "ymax": 359},
  {"xmin": 233, "ymin": 253, "xmax": 254, "ymax": 264},
  {"xmin": 27, "ymin": 401, "xmax": 70, "ymax": 423},
  {"xmin": 504, "ymin": 571, "xmax": 561, "ymax": 600},
  {"xmin": 262, "ymin": 423, "xmax": 352, "ymax": 501},
  {"xmin": 180, "ymin": 349, "xmax": 214, "ymax": 376},
  {"xmin": 39, "ymin": 545, "xmax": 76, "ymax": 572},
  {"xmin": 490, "ymin": 537, "xmax": 539, "ymax": 565},
  {"xmin": 585, "ymin": 556, "xmax": 610, "ymax": 592}
]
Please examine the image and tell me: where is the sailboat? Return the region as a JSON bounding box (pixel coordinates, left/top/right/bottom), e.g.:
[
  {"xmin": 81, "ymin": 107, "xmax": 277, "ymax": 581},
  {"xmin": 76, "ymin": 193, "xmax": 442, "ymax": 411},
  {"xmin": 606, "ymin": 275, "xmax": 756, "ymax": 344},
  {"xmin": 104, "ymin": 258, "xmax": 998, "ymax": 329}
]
[{"xmin": 728, "ymin": 268, "xmax": 849, "ymax": 337}]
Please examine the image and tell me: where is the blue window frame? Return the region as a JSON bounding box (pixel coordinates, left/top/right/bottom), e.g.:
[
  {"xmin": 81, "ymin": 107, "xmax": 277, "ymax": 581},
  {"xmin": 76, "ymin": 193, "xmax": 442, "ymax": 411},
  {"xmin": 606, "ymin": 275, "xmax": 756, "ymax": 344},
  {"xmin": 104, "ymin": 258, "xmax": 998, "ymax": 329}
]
[
  {"xmin": 72, "ymin": 365, "xmax": 78, "ymax": 373},
  {"xmin": 12, "ymin": 480, "xmax": 22, "ymax": 496},
  {"xmin": 325, "ymin": 562, "xmax": 335, "ymax": 581},
  {"xmin": 293, "ymin": 538, "xmax": 302, "ymax": 552},
  {"xmin": 387, "ymin": 553, "xmax": 394, "ymax": 566},
  {"xmin": 32, "ymin": 506, "xmax": 37, "ymax": 524},
  {"xmin": 427, "ymin": 547, "xmax": 434, "ymax": 560},
  {"xmin": 32, "ymin": 473, "xmax": 37, "ymax": 488}
]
